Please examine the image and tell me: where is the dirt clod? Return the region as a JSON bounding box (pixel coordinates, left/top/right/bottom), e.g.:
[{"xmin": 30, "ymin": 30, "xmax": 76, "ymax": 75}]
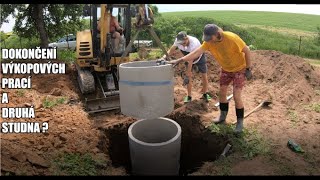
[
  {"xmin": 59, "ymin": 133, "xmax": 68, "ymax": 141},
  {"xmin": 26, "ymin": 152, "xmax": 50, "ymax": 168},
  {"xmin": 50, "ymin": 88, "xmax": 62, "ymax": 96},
  {"xmin": 12, "ymin": 152, "xmax": 27, "ymax": 162}
]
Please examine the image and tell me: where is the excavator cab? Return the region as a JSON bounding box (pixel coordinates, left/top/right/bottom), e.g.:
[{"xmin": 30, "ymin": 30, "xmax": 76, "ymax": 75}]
[
  {"xmin": 76, "ymin": 4, "xmax": 133, "ymax": 113},
  {"xmin": 76, "ymin": 4, "xmax": 169, "ymax": 114}
]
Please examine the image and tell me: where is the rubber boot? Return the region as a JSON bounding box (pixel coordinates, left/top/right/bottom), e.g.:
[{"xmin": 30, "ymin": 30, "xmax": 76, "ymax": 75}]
[
  {"xmin": 234, "ymin": 108, "xmax": 244, "ymax": 134},
  {"xmin": 213, "ymin": 111, "xmax": 228, "ymax": 124},
  {"xmin": 213, "ymin": 103, "xmax": 229, "ymax": 124},
  {"xmin": 234, "ymin": 118, "xmax": 244, "ymax": 133}
]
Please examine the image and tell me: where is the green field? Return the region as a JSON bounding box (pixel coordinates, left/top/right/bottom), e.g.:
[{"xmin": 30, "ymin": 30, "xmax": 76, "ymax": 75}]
[
  {"xmin": 160, "ymin": 11, "xmax": 320, "ymax": 59},
  {"xmin": 162, "ymin": 11, "xmax": 320, "ymax": 33},
  {"xmin": 307, "ymin": 58, "xmax": 320, "ymax": 67}
]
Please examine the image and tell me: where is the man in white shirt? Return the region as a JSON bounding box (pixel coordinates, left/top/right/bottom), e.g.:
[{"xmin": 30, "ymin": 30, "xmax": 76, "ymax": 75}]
[{"xmin": 163, "ymin": 31, "xmax": 211, "ymax": 103}]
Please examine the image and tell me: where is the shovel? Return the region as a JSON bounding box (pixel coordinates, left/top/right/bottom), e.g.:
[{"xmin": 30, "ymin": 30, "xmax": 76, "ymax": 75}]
[
  {"xmin": 232, "ymin": 100, "xmax": 272, "ymax": 124},
  {"xmin": 244, "ymin": 100, "xmax": 272, "ymax": 118},
  {"xmin": 215, "ymin": 94, "xmax": 234, "ymax": 107},
  {"xmin": 219, "ymin": 143, "xmax": 232, "ymax": 159}
]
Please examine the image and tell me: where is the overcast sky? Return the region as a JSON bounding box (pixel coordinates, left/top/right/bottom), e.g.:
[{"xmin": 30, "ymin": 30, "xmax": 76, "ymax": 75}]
[{"xmin": 1, "ymin": 4, "xmax": 319, "ymax": 33}]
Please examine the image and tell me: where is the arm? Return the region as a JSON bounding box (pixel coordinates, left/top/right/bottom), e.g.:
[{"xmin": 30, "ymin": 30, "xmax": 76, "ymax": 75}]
[
  {"xmin": 242, "ymin": 46, "xmax": 253, "ymax": 80},
  {"xmin": 167, "ymin": 47, "xmax": 205, "ymax": 65},
  {"xmin": 113, "ymin": 17, "xmax": 122, "ymax": 31},
  {"xmin": 167, "ymin": 45, "xmax": 177, "ymax": 56},
  {"xmin": 181, "ymin": 47, "xmax": 205, "ymax": 63},
  {"xmin": 162, "ymin": 45, "xmax": 177, "ymax": 59},
  {"xmin": 167, "ymin": 47, "xmax": 205, "ymax": 66},
  {"xmin": 242, "ymin": 46, "xmax": 251, "ymax": 68}
]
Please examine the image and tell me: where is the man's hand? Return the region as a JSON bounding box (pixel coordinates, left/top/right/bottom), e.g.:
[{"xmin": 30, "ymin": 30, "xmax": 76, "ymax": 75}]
[
  {"xmin": 167, "ymin": 58, "xmax": 183, "ymax": 67},
  {"xmin": 245, "ymin": 68, "xmax": 252, "ymax": 80},
  {"xmin": 156, "ymin": 59, "xmax": 166, "ymax": 65},
  {"xmin": 117, "ymin": 27, "xmax": 124, "ymax": 34}
]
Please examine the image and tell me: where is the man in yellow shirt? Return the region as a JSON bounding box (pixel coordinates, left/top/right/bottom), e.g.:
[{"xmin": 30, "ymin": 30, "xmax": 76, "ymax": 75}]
[{"xmin": 169, "ymin": 24, "xmax": 252, "ymax": 133}]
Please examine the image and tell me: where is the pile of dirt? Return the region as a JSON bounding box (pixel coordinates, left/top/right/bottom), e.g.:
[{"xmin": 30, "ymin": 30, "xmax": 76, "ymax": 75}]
[
  {"xmin": 251, "ymin": 50, "xmax": 320, "ymax": 107},
  {"xmin": 0, "ymin": 66, "xmax": 103, "ymax": 175},
  {"xmin": 172, "ymin": 50, "xmax": 320, "ymax": 109}
]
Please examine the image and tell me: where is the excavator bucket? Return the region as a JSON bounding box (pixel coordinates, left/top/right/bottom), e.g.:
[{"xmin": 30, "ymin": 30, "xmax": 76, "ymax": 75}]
[{"xmin": 84, "ymin": 95, "xmax": 120, "ymax": 113}]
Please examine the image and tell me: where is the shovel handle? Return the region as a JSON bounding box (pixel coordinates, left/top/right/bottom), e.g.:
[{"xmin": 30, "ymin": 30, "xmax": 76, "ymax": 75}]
[
  {"xmin": 231, "ymin": 101, "xmax": 266, "ymax": 124},
  {"xmin": 215, "ymin": 94, "xmax": 234, "ymax": 107},
  {"xmin": 221, "ymin": 143, "xmax": 232, "ymax": 156},
  {"xmin": 244, "ymin": 101, "xmax": 264, "ymax": 118}
]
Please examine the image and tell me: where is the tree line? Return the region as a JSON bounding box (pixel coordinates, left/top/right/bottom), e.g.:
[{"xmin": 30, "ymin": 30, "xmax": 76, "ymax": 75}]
[{"xmin": 0, "ymin": 4, "xmax": 160, "ymax": 48}]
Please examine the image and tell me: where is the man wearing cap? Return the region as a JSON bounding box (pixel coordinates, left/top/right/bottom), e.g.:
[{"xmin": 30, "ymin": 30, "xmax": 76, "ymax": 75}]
[
  {"xmin": 168, "ymin": 24, "xmax": 252, "ymax": 133},
  {"xmin": 163, "ymin": 31, "xmax": 212, "ymax": 103}
]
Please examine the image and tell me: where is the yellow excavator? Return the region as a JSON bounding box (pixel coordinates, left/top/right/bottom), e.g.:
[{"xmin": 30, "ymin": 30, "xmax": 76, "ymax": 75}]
[{"xmin": 76, "ymin": 4, "xmax": 169, "ymax": 113}]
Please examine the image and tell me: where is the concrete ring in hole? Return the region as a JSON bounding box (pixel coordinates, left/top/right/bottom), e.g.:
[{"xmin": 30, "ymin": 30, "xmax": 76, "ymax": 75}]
[{"xmin": 128, "ymin": 117, "xmax": 182, "ymax": 175}]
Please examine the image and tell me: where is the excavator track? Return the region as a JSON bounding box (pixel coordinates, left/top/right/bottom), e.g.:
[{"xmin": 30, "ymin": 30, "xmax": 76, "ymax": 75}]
[
  {"xmin": 77, "ymin": 68, "xmax": 95, "ymax": 94},
  {"xmin": 76, "ymin": 66, "xmax": 120, "ymax": 114}
]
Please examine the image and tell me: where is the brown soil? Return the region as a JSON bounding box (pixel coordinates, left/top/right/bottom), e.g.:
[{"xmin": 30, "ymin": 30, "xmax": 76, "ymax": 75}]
[
  {"xmin": 1, "ymin": 50, "xmax": 320, "ymax": 175},
  {"xmin": 95, "ymin": 111, "xmax": 229, "ymax": 175}
]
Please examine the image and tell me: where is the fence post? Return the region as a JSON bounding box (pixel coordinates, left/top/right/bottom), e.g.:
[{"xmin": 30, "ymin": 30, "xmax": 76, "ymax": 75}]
[{"xmin": 298, "ymin": 36, "xmax": 302, "ymax": 55}]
